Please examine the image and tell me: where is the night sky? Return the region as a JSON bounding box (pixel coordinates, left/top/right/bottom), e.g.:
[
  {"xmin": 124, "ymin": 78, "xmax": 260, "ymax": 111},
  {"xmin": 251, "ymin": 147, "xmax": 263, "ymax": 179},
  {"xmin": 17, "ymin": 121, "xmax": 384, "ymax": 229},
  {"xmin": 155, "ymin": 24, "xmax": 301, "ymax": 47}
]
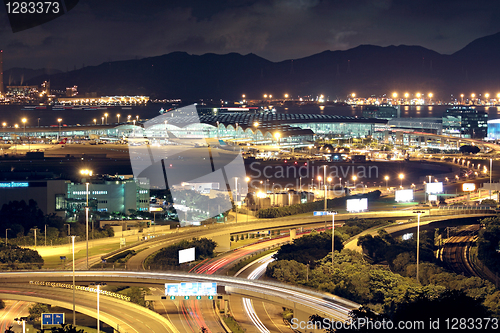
[{"xmin": 1, "ymin": 0, "xmax": 500, "ymax": 70}]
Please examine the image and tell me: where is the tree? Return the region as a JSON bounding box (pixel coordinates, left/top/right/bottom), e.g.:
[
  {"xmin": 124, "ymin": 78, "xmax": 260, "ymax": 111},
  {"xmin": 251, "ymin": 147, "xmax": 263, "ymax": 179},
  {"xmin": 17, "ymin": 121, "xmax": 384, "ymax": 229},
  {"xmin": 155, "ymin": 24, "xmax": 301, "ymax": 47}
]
[
  {"xmin": 38, "ymin": 324, "xmax": 86, "ymax": 333},
  {"xmin": 459, "ymin": 145, "xmax": 480, "ymax": 154},
  {"xmin": 391, "ymin": 290, "xmax": 490, "ymax": 325},
  {"xmin": 273, "ymin": 231, "xmax": 343, "ymax": 266},
  {"xmin": 28, "ymin": 303, "xmax": 50, "ymax": 321},
  {"xmin": 477, "ymin": 216, "xmax": 500, "ymax": 274}
]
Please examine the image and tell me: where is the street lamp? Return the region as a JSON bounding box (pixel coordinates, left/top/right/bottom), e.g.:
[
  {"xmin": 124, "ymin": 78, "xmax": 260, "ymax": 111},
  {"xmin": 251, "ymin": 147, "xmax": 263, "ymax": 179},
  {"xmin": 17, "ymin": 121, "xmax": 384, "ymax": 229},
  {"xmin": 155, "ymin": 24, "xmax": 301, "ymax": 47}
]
[
  {"xmin": 90, "ymin": 282, "xmax": 106, "ymax": 333},
  {"xmin": 327, "ymin": 177, "xmax": 332, "ymax": 199},
  {"xmin": 93, "ymin": 119, "xmax": 97, "ymax": 125},
  {"xmin": 22, "ymin": 118, "xmax": 29, "ymax": 151},
  {"xmin": 30, "ymin": 228, "xmax": 37, "ymax": 250},
  {"xmin": 245, "ymin": 177, "xmax": 250, "ymax": 223},
  {"xmin": 384, "ymin": 175, "xmax": 389, "ymax": 189},
  {"xmin": 234, "ymin": 177, "xmax": 238, "ymax": 223},
  {"xmin": 5, "ymin": 228, "xmax": 10, "ymax": 245},
  {"xmin": 80, "ymin": 169, "xmax": 93, "ymax": 270},
  {"xmin": 253, "ymin": 122, "xmax": 259, "ymax": 144},
  {"xmin": 72, "ymin": 235, "xmax": 76, "ymax": 326},
  {"xmin": 352, "ymin": 175, "xmax": 357, "ymax": 189},
  {"xmin": 399, "ymin": 173, "xmax": 404, "ymax": 188},
  {"xmin": 490, "ymin": 158, "xmax": 493, "ymax": 199},
  {"xmin": 44, "ymin": 224, "xmax": 47, "ymax": 247},
  {"xmin": 104, "ymin": 113, "xmax": 108, "ymax": 125},
  {"xmin": 116, "ymin": 114, "xmax": 120, "ymax": 123},
  {"xmin": 274, "ymin": 132, "xmax": 281, "ymax": 145},
  {"xmin": 57, "ymin": 118, "xmax": 62, "ymax": 140},
  {"xmin": 413, "ymin": 210, "xmax": 425, "ymax": 283},
  {"xmin": 101, "ymin": 117, "xmax": 104, "ymax": 125}
]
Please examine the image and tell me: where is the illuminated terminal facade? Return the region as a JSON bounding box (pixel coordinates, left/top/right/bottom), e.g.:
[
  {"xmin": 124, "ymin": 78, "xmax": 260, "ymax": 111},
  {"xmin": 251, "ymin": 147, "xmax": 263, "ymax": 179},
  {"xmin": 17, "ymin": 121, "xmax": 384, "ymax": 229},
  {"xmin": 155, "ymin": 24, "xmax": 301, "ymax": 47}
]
[
  {"xmin": 0, "ymin": 112, "xmax": 389, "ymax": 142},
  {"xmin": 122, "ymin": 113, "xmax": 388, "ymax": 142}
]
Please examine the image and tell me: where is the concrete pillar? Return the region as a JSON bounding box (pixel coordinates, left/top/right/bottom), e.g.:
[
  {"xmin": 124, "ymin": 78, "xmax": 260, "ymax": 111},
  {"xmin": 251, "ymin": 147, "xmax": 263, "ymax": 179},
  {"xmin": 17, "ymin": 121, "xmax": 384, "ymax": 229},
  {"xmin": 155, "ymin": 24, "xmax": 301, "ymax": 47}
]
[
  {"xmin": 212, "ymin": 234, "xmax": 230, "ymax": 252},
  {"xmin": 290, "ymin": 229, "xmax": 296, "ymax": 243}
]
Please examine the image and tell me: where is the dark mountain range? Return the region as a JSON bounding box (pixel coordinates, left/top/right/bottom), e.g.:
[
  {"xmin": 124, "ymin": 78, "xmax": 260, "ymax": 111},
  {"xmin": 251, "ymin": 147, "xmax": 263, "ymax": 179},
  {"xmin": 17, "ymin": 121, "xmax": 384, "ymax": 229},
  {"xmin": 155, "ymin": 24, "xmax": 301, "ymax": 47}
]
[
  {"xmin": 16, "ymin": 32, "xmax": 500, "ymax": 100},
  {"xmin": 4, "ymin": 67, "xmax": 62, "ymax": 86}
]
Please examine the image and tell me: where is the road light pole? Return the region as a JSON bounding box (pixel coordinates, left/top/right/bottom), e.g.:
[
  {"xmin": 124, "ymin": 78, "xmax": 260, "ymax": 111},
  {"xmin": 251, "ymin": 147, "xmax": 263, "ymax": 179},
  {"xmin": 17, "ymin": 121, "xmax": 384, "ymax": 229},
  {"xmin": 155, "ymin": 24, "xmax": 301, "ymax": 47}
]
[
  {"xmin": 414, "ymin": 210, "xmax": 425, "ymax": 283},
  {"xmin": 86, "ymin": 183, "xmax": 89, "ymax": 270},
  {"xmin": 332, "ymin": 212, "xmax": 335, "ymax": 266},
  {"xmin": 44, "ymin": 224, "xmax": 47, "ymax": 247},
  {"xmin": 31, "ymin": 228, "xmax": 37, "ymax": 250},
  {"xmin": 234, "ymin": 177, "xmax": 238, "ymax": 223},
  {"xmin": 5, "ymin": 228, "xmax": 10, "ymax": 245},
  {"xmin": 72, "ymin": 235, "xmax": 76, "ymax": 326},
  {"xmin": 57, "ymin": 118, "xmax": 62, "ymax": 141},
  {"xmin": 245, "ymin": 177, "xmax": 250, "ymax": 223},
  {"xmin": 490, "ymin": 158, "xmax": 493, "ymax": 199},
  {"xmin": 97, "ymin": 284, "xmax": 101, "ymax": 333}
]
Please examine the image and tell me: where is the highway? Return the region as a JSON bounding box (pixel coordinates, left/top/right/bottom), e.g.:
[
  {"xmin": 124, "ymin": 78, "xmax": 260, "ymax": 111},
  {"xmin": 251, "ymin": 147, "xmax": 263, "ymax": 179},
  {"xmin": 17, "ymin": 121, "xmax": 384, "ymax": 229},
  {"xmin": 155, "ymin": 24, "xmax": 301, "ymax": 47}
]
[
  {"xmin": 0, "ymin": 300, "xmax": 29, "ymax": 333},
  {"xmin": 233, "ymin": 253, "xmax": 292, "ymax": 333},
  {"xmin": 344, "ymin": 213, "xmax": 494, "ymax": 253},
  {"xmin": 0, "ymin": 271, "xmax": 359, "ymax": 324},
  {"xmin": 0, "ymin": 284, "xmax": 179, "ymax": 333}
]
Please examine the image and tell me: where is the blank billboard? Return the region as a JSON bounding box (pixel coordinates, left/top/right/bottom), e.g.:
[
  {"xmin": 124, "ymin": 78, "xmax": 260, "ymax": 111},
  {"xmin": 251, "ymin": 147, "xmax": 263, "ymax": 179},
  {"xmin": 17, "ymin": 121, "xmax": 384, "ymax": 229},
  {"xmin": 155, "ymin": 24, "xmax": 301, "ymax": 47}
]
[
  {"xmin": 462, "ymin": 183, "xmax": 476, "ymax": 192},
  {"xmin": 346, "ymin": 198, "xmax": 368, "ymax": 212},
  {"xmin": 179, "ymin": 247, "xmax": 195, "ymax": 264},
  {"xmin": 425, "ymin": 182, "xmax": 443, "ymax": 194},
  {"xmin": 395, "ymin": 189, "xmax": 414, "ymax": 202}
]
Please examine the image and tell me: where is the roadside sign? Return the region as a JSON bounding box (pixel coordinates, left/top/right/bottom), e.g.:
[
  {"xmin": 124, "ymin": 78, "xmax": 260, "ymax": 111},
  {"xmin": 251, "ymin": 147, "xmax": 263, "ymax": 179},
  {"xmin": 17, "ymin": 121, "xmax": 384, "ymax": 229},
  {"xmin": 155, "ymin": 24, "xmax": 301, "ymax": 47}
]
[
  {"xmin": 41, "ymin": 313, "xmax": 64, "ymax": 329},
  {"xmin": 313, "ymin": 211, "xmax": 337, "ymax": 216}
]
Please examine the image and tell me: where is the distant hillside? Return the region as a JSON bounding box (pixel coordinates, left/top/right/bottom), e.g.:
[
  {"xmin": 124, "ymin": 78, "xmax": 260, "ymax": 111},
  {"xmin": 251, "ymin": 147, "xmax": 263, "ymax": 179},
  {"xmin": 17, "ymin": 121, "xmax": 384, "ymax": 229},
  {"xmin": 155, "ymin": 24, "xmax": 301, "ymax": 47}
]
[
  {"xmin": 20, "ymin": 32, "xmax": 500, "ymax": 99},
  {"xmin": 4, "ymin": 67, "xmax": 62, "ymax": 86}
]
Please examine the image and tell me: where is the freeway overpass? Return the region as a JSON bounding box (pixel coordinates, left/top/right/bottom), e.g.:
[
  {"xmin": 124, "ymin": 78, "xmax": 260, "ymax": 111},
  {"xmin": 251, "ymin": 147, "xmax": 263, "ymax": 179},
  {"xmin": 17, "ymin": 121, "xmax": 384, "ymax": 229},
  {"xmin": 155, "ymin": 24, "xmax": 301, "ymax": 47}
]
[{"xmin": 0, "ymin": 271, "xmax": 359, "ymax": 331}]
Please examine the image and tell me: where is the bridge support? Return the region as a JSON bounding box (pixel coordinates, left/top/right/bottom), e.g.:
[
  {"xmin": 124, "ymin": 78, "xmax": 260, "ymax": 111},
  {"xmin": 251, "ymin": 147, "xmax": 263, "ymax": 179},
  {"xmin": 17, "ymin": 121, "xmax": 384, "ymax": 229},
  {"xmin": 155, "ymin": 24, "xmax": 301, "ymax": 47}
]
[
  {"xmin": 289, "ymin": 229, "xmax": 296, "ymax": 243},
  {"xmin": 211, "ymin": 234, "xmax": 231, "ymax": 252}
]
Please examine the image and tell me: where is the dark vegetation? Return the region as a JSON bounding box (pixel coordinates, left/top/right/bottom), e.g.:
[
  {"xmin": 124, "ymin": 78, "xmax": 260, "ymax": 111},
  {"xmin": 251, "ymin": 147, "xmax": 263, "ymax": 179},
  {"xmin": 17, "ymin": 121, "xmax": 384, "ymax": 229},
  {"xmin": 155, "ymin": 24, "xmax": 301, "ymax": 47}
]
[
  {"xmin": 267, "ymin": 229, "xmax": 500, "ymax": 320},
  {"xmin": 2, "ymin": 200, "xmax": 113, "ymax": 246},
  {"xmin": 0, "ymin": 243, "xmax": 43, "ymax": 269},
  {"xmin": 478, "ymin": 216, "xmax": 500, "ymax": 274}
]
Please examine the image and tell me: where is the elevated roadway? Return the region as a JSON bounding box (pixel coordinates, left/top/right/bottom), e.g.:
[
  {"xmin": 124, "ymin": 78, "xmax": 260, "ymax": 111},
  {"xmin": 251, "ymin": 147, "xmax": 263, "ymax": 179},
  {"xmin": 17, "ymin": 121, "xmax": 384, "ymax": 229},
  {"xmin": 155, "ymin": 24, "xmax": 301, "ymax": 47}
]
[
  {"xmin": 0, "ymin": 284, "xmax": 178, "ymax": 333},
  {"xmin": 0, "ymin": 271, "xmax": 359, "ymax": 323}
]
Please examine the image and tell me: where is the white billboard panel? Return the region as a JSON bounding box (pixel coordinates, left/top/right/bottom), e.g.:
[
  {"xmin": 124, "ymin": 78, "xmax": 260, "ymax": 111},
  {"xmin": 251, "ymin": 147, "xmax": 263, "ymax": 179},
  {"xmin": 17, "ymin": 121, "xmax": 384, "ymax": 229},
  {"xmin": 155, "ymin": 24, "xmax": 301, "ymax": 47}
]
[
  {"xmin": 429, "ymin": 194, "xmax": 438, "ymax": 202},
  {"xmin": 462, "ymin": 183, "xmax": 476, "ymax": 192},
  {"xmin": 395, "ymin": 189, "xmax": 414, "ymax": 202},
  {"xmin": 179, "ymin": 247, "xmax": 195, "ymax": 264},
  {"xmin": 425, "ymin": 182, "xmax": 443, "ymax": 194},
  {"xmin": 346, "ymin": 198, "xmax": 368, "ymax": 212}
]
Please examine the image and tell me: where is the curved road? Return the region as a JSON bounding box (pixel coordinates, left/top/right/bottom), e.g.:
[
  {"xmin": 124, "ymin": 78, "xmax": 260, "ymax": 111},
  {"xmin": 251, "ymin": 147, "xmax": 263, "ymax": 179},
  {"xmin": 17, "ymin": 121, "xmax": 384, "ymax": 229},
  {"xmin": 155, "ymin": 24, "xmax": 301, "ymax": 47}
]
[
  {"xmin": 0, "ymin": 284, "xmax": 178, "ymax": 333},
  {"xmin": 0, "ymin": 271, "xmax": 359, "ymax": 323}
]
